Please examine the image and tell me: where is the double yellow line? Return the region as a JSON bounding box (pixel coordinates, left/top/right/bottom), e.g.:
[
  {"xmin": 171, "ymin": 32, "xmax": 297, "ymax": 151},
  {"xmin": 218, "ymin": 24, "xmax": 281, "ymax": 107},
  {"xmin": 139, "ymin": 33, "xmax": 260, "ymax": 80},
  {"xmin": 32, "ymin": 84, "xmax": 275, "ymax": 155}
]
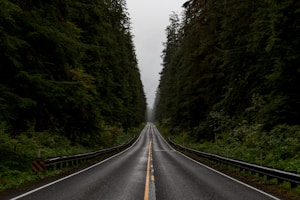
[{"xmin": 144, "ymin": 141, "xmax": 152, "ymax": 200}]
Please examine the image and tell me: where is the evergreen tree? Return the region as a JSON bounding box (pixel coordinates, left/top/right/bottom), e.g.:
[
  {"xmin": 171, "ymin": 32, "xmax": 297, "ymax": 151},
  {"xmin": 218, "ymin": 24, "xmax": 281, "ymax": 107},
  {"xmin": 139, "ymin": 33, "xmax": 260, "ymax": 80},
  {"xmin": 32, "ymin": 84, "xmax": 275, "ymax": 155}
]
[
  {"xmin": 155, "ymin": 0, "xmax": 300, "ymax": 141},
  {"xmin": 0, "ymin": 0, "xmax": 146, "ymax": 145}
]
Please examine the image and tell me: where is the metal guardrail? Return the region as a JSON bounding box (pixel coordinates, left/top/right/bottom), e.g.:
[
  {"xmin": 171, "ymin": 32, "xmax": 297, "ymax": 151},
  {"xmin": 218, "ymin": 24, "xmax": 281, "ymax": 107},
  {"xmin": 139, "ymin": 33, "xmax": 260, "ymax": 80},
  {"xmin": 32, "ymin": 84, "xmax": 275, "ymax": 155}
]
[
  {"xmin": 168, "ymin": 139, "xmax": 300, "ymax": 188},
  {"xmin": 32, "ymin": 136, "xmax": 136, "ymax": 172}
]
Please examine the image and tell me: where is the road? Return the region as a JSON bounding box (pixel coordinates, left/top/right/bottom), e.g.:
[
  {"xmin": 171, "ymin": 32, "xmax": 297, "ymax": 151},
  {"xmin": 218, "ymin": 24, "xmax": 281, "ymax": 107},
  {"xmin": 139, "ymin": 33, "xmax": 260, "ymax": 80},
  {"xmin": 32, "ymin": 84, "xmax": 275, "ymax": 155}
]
[{"xmin": 6, "ymin": 123, "xmax": 279, "ymax": 200}]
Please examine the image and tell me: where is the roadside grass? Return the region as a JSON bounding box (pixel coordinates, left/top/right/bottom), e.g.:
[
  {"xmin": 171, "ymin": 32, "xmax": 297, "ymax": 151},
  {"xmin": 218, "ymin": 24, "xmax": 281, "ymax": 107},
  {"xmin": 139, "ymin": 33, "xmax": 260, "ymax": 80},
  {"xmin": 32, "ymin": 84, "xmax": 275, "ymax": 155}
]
[
  {"xmin": 0, "ymin": 168, "xmax": 65, "ymax": 192},
  {"xmin": 173, "ymin": 144, "xmax": 300, "ymax": 200},
  {"xmin": 0, "ymin": 125, "xmax": 142, "ymax": 192},
  {"xmin": 156, "ymin": 123, "xmax": 300, "ymax": 199},
  {"xmin": 158, "ymin": 123, "xmax": 300, "ymax": 173}
]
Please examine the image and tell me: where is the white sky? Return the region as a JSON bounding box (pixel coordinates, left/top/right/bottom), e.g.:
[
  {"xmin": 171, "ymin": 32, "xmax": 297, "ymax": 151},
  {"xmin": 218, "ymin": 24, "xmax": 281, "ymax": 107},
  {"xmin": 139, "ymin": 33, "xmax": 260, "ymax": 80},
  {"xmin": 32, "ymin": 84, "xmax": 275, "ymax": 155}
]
[{"xmin": 126, "ymin": 0, "xmax": 186, "ymax": 108}]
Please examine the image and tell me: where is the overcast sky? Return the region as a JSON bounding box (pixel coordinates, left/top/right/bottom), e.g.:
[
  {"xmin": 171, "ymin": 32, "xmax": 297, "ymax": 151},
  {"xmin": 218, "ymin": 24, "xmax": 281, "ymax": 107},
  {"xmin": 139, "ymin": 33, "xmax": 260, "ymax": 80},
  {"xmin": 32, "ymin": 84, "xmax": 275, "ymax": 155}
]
[{"xmin": 126, "ymin": 0, "xmax": 186, "ymax": 108}]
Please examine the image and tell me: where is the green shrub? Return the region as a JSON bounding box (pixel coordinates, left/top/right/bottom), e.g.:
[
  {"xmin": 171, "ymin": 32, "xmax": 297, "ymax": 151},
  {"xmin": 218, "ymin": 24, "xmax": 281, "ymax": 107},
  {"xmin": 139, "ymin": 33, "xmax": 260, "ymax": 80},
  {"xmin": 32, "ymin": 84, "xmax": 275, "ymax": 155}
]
[{"xmin": 169, "ymin": 123, "xmax": 300, "ymax": 173}]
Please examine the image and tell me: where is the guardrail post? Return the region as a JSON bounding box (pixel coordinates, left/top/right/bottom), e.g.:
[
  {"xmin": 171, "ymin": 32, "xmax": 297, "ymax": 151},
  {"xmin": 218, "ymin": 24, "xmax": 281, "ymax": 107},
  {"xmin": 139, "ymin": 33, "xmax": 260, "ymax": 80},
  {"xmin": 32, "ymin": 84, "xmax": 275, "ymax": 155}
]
[
  {"xmin": 238, "ymin": 166, "xmax": 243, "ymax": 172},
  {"xmin": 30, "ymin": 136, "xmax": 137, "ymax": 173},
  {"xmin": 68, "ymin": 160, "xmax": 73, "ymax": 167},
  {"xmin": 167, "ymin": 138, "xmax": 300, "ymax": 189},
  {"xmin": 277, "ymin": 178, "xmax": 283, "ymax": 185},
  {"xmin": 62, "ymin": 161, "xmax": 67, "ymax": 168},
  {"xmin": 291, "ymin": 182, "xmax": 298, "ymax": 189},
  {"xmin": 47, "ymin": 164, "xmax": 54, "ymax": 171},
  {"xmin": 266, "ymin": 175, "xmax": 272, "ymax": 181}
]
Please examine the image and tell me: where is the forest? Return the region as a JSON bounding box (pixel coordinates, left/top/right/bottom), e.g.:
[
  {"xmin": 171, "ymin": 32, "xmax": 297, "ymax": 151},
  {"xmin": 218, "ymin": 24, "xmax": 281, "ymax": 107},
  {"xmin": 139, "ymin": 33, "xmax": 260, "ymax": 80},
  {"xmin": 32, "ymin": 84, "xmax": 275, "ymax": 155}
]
[
  {"xmin": 0, "ymin": 0, "xmax": 146, "ymax": 190},
  {"xmin": 155, "ymin": 0, "xmax": 300, "ymax": 172}
]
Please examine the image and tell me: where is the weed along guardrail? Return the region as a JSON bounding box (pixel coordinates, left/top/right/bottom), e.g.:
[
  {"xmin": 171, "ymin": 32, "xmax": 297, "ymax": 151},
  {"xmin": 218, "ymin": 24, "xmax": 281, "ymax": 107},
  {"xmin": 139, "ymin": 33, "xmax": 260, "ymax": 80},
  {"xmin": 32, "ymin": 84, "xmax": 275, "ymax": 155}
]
[
  {"xmin": 32, "ymin": 136, "xmax": 136, "ymax": 172},
  {"xmin": 168, "ymin": 139, "xmax": 300, "ymax": 189}
]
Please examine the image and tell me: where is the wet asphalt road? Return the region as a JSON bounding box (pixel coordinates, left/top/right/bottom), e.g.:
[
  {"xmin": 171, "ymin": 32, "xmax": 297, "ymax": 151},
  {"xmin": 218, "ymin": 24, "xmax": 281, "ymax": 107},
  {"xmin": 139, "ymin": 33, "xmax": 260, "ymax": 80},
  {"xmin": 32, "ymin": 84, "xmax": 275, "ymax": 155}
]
[
  {"xmin": 6, "ymin": 123, "xmax": 279, "ymax": 200},
  {"xmin": 151, "ymin": 125, "xmax": 279, "ymax": 200}
]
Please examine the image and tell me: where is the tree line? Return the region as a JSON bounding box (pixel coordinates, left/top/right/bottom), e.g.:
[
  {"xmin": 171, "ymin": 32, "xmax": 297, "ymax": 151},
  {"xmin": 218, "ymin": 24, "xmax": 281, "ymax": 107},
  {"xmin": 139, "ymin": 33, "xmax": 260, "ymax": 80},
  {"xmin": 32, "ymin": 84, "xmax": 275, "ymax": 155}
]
[
  {"xmin": 0, "ymin": 0, "xmax": 146, "ymax": 146},
  {"xmin": 155, "ymin": 0, "xmax": 300, "ymax": 142}
]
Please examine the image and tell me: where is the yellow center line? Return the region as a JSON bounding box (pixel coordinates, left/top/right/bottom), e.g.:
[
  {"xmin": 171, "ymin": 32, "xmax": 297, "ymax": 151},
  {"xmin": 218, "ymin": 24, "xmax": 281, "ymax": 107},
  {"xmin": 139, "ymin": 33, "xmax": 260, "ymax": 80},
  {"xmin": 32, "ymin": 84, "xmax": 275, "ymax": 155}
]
[{"xmin": 144, "ymin": 141, "xmax": 152, "ymax": 200}]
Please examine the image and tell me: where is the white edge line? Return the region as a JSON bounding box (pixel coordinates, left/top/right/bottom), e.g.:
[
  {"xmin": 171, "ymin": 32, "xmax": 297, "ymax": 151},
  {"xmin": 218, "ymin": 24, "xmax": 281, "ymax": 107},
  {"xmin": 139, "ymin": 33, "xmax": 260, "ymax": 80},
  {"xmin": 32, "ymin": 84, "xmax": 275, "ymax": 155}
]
[
  {"xmin": 177, "ymin": 150, "xmax": 281, "ymax": 200},
  {"xmin": 152, "ymin": 124, "xmax": 281, "ymax": 200},
  {"xmin": 151, "ymin": 125, "xmax": 173, "ymax": 150},
  {"xmin": 10, "ymin": 130, "xmax": 145, "ymax": 200}
]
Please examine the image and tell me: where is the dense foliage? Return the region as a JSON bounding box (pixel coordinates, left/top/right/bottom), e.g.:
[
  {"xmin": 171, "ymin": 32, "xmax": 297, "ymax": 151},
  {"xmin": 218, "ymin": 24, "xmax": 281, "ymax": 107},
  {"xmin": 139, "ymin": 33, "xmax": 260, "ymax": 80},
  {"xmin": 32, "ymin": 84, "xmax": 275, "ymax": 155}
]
[
  {"xmin": 0, "ymin": 0, "xmax": 146, "ymax": 144},
  {"xmin": 0, "ymin": 0, "xmax": 146, "ymax": 190},
  {"xmin": 154, "ymin": 0, "xmax": 300, "ymax": 169}
]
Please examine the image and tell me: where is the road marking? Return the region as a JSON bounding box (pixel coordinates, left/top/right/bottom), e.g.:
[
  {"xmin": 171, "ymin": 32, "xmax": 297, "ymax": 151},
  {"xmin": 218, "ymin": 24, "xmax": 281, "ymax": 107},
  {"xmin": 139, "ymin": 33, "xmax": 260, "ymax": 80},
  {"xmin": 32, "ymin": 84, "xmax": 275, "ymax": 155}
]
[
  {"xmin": 151, "ymin": 175, "xmax": 155, "ymax": 181},
  {"xmin": 153, "ymin": 149, "xmax": 175, "ymax": 152},
  {"xmin": 151, "ymin": 124, "xmax": 280, "ymax": 200},
  {"xmin": 10, "ymin": 131, "xmax": 145, "ymax": 200},
  {"xmin": 177, "ymin": 151, "xmax": 281, "ymax": 200},
  {"xmin": 144, "ymin": 141, "xmax": 152, "ymax": 200}
]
